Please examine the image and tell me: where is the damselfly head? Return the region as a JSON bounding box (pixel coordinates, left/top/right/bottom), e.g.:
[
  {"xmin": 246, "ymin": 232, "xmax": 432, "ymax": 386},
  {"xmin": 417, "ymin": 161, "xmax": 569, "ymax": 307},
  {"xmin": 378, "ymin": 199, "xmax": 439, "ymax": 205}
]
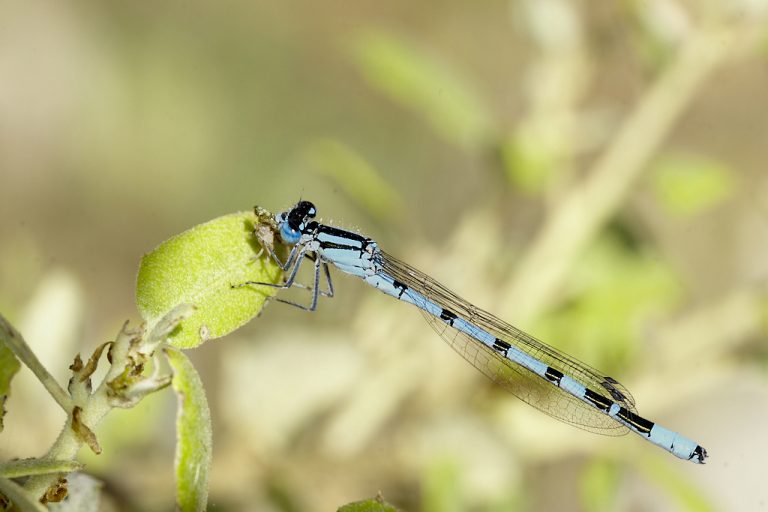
[
  {"xmin": 277, "ymin": 200, "xmax": 317, "ymax": 245},
  {"xmin": 290, "ymin": 201, "xmax": 316, "ymax": 222}
]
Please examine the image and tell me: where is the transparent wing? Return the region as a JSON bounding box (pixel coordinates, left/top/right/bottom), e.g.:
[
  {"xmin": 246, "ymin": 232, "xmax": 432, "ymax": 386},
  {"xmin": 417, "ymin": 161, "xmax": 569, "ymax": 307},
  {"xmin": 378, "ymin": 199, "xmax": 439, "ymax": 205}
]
[{"xmin": 379, "ymin": 250, "xmax": 634, "ymax": 435}]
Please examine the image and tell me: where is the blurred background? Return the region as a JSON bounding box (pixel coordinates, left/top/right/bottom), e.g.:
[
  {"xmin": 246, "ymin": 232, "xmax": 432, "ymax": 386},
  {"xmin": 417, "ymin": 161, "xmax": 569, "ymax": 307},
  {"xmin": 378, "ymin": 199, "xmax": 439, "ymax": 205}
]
[{"xmin": 1, "ymin": 0, "xmax": 767, "ymax": 510}]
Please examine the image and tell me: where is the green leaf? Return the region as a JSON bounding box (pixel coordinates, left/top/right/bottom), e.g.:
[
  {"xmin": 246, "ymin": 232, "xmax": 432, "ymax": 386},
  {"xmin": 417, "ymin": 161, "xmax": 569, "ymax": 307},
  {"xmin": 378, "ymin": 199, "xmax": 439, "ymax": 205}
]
[
  {"xmin": 167, "ymin": 348, "xmax": 212, "ymax": 512},
  {"xmin": 136, "ymin": 211, "xmax": 282, "ymax": 349},
  {"xmin": 337, "ymin": 494, "xmax": 399, "ymax": 512},
  {"xmin": 351, "ymin": 29, "xmax": 493, "ymax": 149},
  {"xmin": 0, "ymin": 333, "xmax": 21, "ymax": 432},
  {"xmin": 651, "ymin": 153, "xmax": 736, "ymax": 217}
]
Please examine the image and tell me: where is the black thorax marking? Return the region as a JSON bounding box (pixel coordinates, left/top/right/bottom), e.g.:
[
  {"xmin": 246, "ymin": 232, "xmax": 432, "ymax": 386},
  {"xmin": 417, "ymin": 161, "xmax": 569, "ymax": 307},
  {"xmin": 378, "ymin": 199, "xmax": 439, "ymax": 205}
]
[{"xmin": 316, "ymin": 225, "xmax": 372, "ymax": 255}]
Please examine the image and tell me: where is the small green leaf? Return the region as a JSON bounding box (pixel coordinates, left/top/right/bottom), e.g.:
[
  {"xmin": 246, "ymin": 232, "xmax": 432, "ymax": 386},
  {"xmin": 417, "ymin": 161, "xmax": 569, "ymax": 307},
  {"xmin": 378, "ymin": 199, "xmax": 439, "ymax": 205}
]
[
  {"xmin": 351, "ymin": 29, "xmax": 493, "ymax": 149},
  {"xmin": 136, "ymin": 211, "xmax": 282, "ymax": 349},
  {"xmin": 167, "ymin": 348, "xmax": 212, "ymax": 512},
  {"xmin": 337, "ymin": 494, "xmax": 399, "ymax": 512},
  {"xmin": 0, "ymin": 335, "xmax": 21, "ymax": 432},
  {"xmin": 651, "ymin": 154, "xmax": 736, "ymax": 217}
]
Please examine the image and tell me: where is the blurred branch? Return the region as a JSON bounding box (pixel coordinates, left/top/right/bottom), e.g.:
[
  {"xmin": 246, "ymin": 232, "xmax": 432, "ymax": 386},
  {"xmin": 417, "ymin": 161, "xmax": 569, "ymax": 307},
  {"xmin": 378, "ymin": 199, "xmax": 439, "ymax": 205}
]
[
  {"xmin": 0, "ymin": 313, "xmax": 74, "ymax": 414},
  {"xmin": 500, "ymin": 23, "xmax": 737, "ymax": 322},
  {"xmin": 628, "ymin": 285, "xmax": 767, "ymax": 411},
  {"xmin": 653, "ymin": 287, "xmax": 764, "ymax": 367},
  {"xmin": 503, "ymin": 0, "xmax": 590, "ymax": 193}
]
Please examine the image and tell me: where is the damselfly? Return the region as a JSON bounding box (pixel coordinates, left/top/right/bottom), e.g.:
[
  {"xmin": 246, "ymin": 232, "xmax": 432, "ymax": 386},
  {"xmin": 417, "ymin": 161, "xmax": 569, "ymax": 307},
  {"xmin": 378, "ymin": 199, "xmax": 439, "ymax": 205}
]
[{"xmin": 238, "ymin": 201, "xmax": 708, "ymax": 464}]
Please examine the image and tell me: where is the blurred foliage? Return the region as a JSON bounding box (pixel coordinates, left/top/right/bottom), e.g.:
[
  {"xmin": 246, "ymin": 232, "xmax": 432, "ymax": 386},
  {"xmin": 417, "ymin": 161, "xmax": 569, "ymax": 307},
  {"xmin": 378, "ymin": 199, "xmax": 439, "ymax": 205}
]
[
  {"xmin": 351, "ymin": 29, "xmax": 494, "ymax": 150},
  {"xmin": 638, "ymin": 454, "xmax": 717, "ymax": 512},
  {"xmin": 627, "ymin": 0, "xmax": 690, "ymax": 71},
  {"xmin": 579, "ymin": 458, "xmax": 620, "ymax": 512},
  {"xmin": 421, "ymin": 458, "xmax": 463, "ymax": 512},
  {"xmin": 501, "ymin": 129, "xmax": 560, "ymax": 195},
  {"xmin": 650, "ymin": 153, "xmax": 736, "ymax": 217},
  {"xmin": 306, "ymin": 139, "xmax": 405, "ymax": 224},
  {"xmin": 534, "ymin": 230, "xmax": 681, "ymax": 372}
]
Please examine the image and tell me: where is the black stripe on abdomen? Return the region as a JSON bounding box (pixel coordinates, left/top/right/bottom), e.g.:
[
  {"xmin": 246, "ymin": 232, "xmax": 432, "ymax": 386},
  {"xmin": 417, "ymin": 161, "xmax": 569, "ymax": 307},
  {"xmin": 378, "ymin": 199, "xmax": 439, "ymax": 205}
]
[
  {"xmin": 617, "ymin": 407, "xmax": 654, "ymax": 435},
  {"xmin": 544, "ymin": 367, "xmax": 563, "ymax": 386},
  {"xmin": 584, "ymin": 389, "xmax": 613, "ymax": 413},
  {"xmin": 492, "ymin": 338, "xmax": 511, "ymax": 355},
  {"xmin": 440, "ymin": 309, "xmax": 457, "ymax": 326},
  {"xmin": 392, "ymin": 279, "xmax": 408, "ymax": 298}
]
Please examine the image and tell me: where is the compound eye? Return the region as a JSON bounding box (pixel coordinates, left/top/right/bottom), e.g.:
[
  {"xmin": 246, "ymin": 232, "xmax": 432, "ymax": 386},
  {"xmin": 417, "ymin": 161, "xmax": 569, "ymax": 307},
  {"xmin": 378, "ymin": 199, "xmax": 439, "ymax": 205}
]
[{"xmin": 279, "ymin": 222, "xmax": 301, "ymax": 245}]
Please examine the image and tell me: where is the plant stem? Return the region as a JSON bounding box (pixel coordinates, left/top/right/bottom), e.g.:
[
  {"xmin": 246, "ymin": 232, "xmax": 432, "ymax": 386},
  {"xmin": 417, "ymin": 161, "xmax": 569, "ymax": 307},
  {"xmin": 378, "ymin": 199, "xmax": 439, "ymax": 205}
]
[
  {"xmin": 0, "ymin": 314, "xmax": 73, "ymax": 413},
  {"xmin": 19, "ymin": 324, "xmax": 136, "ymax": 500},
  {"xmin": 0, "ymin": 459, "xmax": 83, "ymax": 479},
  {"xmin": 21, "ymin": 307, "xmax": 183, "ymax": 502}
]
